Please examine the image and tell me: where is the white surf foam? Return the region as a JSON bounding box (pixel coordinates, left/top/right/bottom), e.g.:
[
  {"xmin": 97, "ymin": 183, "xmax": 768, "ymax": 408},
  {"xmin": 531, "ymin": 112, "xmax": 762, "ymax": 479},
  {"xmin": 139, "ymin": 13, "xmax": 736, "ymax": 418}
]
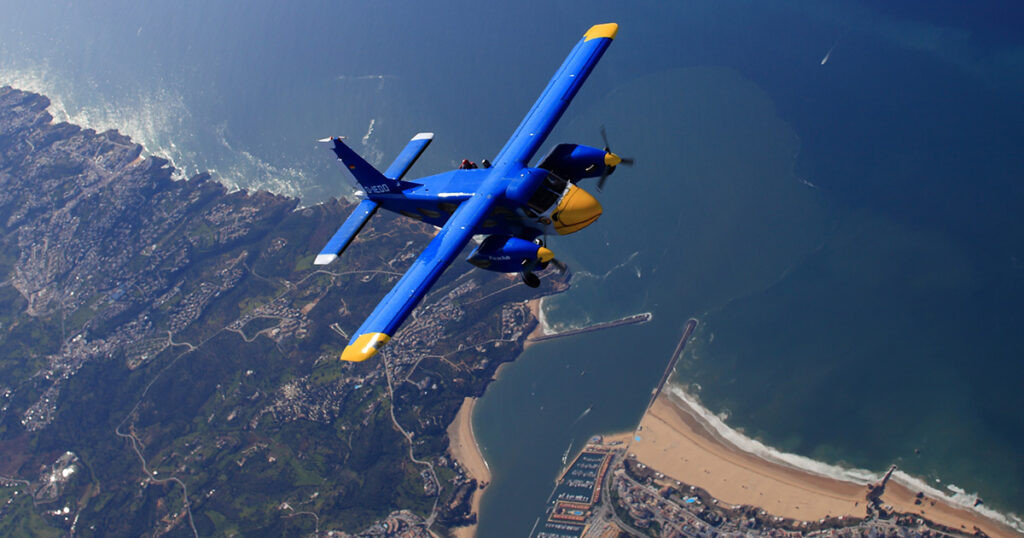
[
  {"xmin": 1, "ymin": 63, "xmax": 315, "ymax": 201},
  {"xmin": 664, "ymin": 383, "xmax": 1024, "ymax": 533},
  {"xmin": 888, "ymin": 470, "xmax": 1024, "ymax": 533},
  {"xmin": 212, "ymin": 124, "xmax": 306, "ymax": 199},
  {"xmin": 535, "ymin": 296, "xmax": 554, "ymax": 336},
  {"xmin": 359, "ymin": 117, "xmax": 384, "ymax": 167},
  {"xmin": 540, "ymin": 251, "xmax": 642, "ymax": 333},
  {"xmin": 0, "ymin": 63, "xmax": 193, "ymax": 178}
]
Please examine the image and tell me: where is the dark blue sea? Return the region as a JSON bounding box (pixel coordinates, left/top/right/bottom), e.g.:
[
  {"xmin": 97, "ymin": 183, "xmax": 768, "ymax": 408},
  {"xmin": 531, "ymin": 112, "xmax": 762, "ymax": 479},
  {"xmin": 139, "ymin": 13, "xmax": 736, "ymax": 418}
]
[{"xmin": 3, "ymin": 1, "xmax": 1022, "ymax": 534}]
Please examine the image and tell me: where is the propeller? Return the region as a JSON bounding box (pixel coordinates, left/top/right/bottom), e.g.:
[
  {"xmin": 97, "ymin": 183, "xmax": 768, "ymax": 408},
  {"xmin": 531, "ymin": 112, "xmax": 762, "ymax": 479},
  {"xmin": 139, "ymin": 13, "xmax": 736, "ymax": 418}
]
[
  {"xmin": 522, "ymin": 240, "xmax": 568, "ymax": 287},
  {"xmin": 536, "ymin": 243, "xmax": 568, "ymax": 275},
  {"xmin": 597, "ymin": 125, "xmax": 634, "ymax": 191}
]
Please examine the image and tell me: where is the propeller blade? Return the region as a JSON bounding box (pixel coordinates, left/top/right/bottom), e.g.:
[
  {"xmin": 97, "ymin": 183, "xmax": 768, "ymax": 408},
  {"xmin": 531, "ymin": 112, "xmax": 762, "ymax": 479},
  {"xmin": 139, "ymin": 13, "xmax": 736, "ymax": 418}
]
[
  {"xmin": 619, "ymin": 157, "xmax": 635, "ymax": 166},
  {"xmin": 597, "ymin": 168, "xmax": 610, "ymax": 191},
  {"xmin": 600, "ymin": 124, "xmax": 610, "ymax": 151},
  {"xmin": 551, "ymin": 258, "xmax": 568, "ymax": 274}
]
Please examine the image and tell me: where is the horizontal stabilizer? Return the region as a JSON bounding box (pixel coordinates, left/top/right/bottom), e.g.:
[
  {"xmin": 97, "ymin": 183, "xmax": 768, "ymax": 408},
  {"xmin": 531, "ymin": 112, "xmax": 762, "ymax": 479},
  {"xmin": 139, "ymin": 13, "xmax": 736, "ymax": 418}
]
[
  {"xmin": 384, "ymin": 132, "xmax": 433, "ymax": 180},
  {"xmin": 315, "ymin": 199, "xmax": 379, "ymax": 265}
]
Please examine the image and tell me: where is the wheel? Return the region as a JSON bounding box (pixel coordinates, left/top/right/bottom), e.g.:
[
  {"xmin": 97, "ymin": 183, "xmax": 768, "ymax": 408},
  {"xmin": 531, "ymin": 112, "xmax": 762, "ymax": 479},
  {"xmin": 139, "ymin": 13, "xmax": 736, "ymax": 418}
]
[{"xmin": 522, "ymin": 271, "xmax": 541, "ymax": 288}]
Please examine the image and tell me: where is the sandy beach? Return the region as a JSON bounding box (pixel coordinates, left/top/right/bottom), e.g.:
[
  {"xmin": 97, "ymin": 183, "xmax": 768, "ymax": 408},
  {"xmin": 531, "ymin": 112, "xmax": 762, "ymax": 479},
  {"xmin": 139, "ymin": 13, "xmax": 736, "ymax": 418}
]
[
  {"xmin": 447, "ymin": 397, "xmax": 491, "ymax": 538},
  {"xmin": 628, "ymin": 391, "xmax": 1020, "ymax": 537},
  {"xmin": 445, "ymin": 299, "xmax": 540, "ymax": 536},
  {"xmin": 523, "ymin": 298, "xmax": 546, "ymax": 349}
]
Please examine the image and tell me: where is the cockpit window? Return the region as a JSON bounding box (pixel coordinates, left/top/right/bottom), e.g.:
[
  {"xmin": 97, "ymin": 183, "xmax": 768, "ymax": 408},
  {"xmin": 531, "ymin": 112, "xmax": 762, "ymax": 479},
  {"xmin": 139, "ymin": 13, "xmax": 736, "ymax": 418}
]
[{"xmin": 526, "ymin": 173, "xmax": 568, "ymax": 214}]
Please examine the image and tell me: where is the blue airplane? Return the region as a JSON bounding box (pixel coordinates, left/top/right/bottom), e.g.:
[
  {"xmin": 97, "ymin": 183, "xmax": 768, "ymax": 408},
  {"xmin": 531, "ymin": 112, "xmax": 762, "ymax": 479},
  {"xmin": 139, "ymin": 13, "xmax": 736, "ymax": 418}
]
[{"xmin": 316, "ymin": 23, "xmax": 629, "ymax": 361}]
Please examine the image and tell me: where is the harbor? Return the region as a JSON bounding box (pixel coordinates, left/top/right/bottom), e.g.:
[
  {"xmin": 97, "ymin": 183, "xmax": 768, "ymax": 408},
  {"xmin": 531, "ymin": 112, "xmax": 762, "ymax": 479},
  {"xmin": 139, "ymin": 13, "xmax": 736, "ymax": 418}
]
[{"xmin": 524, "ymin": 318, "xmax": 1021, "ymax": 537}]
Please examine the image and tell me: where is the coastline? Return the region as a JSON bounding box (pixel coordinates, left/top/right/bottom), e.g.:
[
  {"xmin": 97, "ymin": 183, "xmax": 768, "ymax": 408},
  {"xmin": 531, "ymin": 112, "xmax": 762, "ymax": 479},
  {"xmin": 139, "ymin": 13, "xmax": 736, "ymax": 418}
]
[
  {"xmin": 448, "ymin": 298, "xmax": 542, "ymax": 536},
  {"xmin": 626, "ymin": 388, "xmax": 1022, "ymax": 537},
  {"xmin": 448, "ymin": 297, "xmax": 547, "ymax": 536},
  {"xmin": 523, "ymin": 298, "xmax": 546, "ymax": 350},
  {"xmin": 447, "ymin": 397, "xmax": 491, "ymax": 538}
]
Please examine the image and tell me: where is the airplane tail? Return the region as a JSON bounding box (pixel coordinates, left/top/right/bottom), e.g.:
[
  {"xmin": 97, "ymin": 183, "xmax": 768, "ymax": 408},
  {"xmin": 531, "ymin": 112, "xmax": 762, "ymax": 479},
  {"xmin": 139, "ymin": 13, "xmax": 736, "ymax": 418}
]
[{"xmin": 319, "ymin": 137, "xmax": 412, "ymax": 196}]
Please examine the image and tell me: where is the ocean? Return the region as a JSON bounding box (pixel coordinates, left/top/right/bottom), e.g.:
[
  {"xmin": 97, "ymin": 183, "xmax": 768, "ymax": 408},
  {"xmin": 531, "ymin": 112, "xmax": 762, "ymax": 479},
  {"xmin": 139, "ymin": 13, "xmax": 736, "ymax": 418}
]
[{"xmin": 3, "ymin": 1, "xmax": 1022, "ymax": 535}]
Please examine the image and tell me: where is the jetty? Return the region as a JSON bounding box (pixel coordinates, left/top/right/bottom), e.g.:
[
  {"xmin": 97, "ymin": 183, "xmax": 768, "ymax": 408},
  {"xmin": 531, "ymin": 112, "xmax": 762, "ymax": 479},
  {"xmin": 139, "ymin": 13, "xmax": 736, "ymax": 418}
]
[
  {"xmin": 527, "ymin": 312, "xmax": 652, "ymax": 343},
  {"xmin": 645, "ymin": 318, "xmax": 699, "ymax": 411}
]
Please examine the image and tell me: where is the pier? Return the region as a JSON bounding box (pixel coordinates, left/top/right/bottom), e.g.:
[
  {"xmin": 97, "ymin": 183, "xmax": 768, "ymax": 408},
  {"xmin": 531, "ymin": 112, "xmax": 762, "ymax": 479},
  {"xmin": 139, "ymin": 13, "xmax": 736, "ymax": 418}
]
[
  {"xmin": 527, "ymin": 312, "xmax": 652, "ymax": 343},
  {"xmin": 645, "ymin": 318, "xmax": 698, "ymax": 411}
]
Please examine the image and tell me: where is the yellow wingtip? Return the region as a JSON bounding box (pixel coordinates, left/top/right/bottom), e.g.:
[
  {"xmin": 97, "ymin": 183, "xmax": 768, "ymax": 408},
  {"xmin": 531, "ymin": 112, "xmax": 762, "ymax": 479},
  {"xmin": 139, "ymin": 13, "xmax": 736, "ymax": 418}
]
[
  {"xmin": 340, "ymin": 333, "xmax": 391, "ymax": 362},
  {"xmin": 584, "ymin": 23, "xmax": 618, "ymax": 42}
]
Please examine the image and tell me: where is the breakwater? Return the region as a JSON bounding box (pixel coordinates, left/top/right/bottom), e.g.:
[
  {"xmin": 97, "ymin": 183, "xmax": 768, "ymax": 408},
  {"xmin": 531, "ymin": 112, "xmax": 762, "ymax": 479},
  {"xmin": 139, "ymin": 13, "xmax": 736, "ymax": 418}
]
[{"xmin": 527, "ymin": 312, "xmax": 653, "ymax": 343}]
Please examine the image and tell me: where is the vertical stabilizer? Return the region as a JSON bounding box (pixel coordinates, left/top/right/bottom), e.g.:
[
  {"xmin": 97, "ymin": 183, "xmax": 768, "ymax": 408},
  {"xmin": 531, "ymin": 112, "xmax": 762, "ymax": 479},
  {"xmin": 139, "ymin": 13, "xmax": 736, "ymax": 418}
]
[{"xmin": 319, "ymin": 137, "xmax": 410, "ymax": 196}]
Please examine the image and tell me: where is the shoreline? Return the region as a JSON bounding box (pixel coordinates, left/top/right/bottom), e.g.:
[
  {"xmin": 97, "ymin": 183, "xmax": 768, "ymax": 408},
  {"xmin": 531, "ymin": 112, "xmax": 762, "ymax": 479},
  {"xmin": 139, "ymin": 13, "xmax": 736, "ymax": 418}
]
[
  {"xmin": 523, "ymin": 298, "xmax": 546, "ymax": 350},
  {"xmin": 626, "ymin": 388, "xmax": 1022, "ymax": 537},
  {"xmin": 447, "ymin": 397, "xmax": 491, "ymax": 538},
  {"xmin": 448, "ymin": 297, "xmax": 544, "ymax": 536}
]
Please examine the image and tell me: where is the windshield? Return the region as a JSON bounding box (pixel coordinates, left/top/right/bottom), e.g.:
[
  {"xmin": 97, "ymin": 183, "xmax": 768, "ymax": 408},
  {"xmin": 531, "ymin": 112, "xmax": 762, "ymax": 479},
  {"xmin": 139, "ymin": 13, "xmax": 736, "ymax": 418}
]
[{"xmin": 525, "ymin": 172, "xmax": 568, "ymax": 214}]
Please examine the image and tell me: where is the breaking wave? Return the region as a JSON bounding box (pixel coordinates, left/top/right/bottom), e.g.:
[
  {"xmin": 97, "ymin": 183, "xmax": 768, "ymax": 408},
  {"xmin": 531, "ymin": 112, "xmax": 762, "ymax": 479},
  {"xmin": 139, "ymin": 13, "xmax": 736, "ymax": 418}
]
[
  {"xmin": 539, "ymin": 251, "xmax": 642, "ymax": 333},
  {"xmin": 570, "ymin": 251, "xmax": 641, "ymax": 282},
  {"xmin": 0, "ymin": 63, "xmax": 316, "ymax": 201},
  {"xmin": 1, "ymin": 63, "xmax": 192, "ymax": 175},
  {"xmin": 534, "ymin": 296, "xmax": 555, "ymax": 335},
  {"xmin": 211, "ymin": 124, "xmax": 309, "ymax": 200},
  {"xmin": 665, "ymin": 383, "xmax": 1024, "ymax": 533}
]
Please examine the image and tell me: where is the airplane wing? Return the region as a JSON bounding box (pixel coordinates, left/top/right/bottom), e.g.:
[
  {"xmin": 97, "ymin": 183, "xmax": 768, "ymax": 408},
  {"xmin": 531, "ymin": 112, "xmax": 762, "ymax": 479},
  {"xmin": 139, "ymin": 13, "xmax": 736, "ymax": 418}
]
[
  {"xmin": 341, "ymin": 189, "xmax": 497, "ymax": 361},
  {"xmin": 492, "ymin": 23, "xmax": 618, "ymax": 168}
]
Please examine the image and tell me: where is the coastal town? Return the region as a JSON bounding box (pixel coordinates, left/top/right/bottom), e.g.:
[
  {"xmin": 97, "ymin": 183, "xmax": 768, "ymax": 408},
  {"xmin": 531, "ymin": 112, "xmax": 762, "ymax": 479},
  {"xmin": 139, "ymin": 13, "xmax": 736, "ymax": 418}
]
[
  {"xmin": 2, "ymin": 83, "xmax": 1022, "ymax": 538},
  {"xmin": 0, "ymin": 86, "xmax": 569, "ymax": 536},
  {"xmin": 529, "ymin": 434, "xmax": 1005, "ymax": 538},
  {"xmin": 518, "ymin": 323, "xmax": 1020, "ymax": 538}
]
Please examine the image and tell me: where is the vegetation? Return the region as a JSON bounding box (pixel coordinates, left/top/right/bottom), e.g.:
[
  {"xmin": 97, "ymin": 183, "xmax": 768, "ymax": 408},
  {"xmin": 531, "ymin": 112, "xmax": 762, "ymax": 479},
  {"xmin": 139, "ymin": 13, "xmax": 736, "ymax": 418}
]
[{"xmin": 0, "ymin": 86, "xmax": 563, "ymax": 535}]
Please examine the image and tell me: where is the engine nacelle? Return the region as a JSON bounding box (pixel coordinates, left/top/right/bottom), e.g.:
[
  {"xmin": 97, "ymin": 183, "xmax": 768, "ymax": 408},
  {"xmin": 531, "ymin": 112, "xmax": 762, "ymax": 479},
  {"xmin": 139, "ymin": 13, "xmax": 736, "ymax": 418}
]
[
  {"xmin": 537, "ymin": 144, "xmax": 609, "ymax": 181},
  {"xmin": 466, "ymin": 235, "xmax": 550, "ymax": 273}
]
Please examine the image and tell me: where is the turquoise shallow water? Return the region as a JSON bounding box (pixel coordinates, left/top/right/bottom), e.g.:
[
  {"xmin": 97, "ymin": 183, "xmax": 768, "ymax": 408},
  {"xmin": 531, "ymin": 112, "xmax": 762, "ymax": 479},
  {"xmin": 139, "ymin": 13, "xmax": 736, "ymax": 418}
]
[{"xmin": 3, "ymin": 1, "xmax": 1023, "ymax": 533}]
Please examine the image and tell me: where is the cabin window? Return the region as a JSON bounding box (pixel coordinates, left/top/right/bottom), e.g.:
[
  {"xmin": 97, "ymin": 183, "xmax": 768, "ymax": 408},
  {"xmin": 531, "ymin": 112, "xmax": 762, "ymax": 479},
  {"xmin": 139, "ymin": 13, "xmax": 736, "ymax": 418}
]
[{"xmin": 526, "ymin": 173, "xmax": 568, "ymax": 214}]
